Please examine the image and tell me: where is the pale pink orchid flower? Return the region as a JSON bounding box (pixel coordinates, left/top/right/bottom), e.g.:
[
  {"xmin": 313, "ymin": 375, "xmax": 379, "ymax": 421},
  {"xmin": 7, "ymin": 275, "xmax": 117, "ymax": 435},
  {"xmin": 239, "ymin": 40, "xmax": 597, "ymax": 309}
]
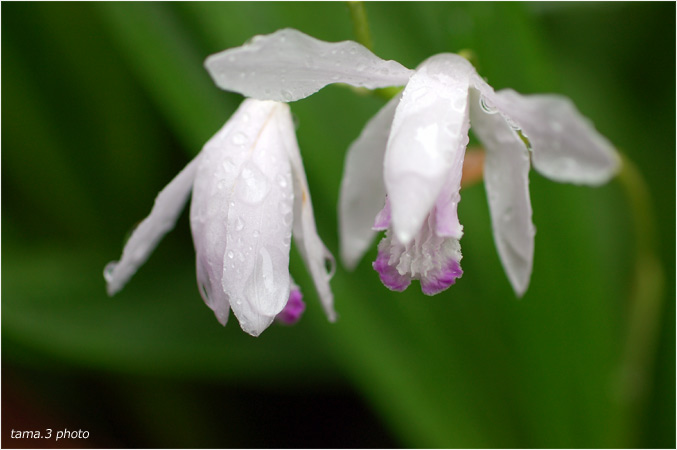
[{"xmin": 105, "ymin": 99, "xmax": 335, "ymax": 336}]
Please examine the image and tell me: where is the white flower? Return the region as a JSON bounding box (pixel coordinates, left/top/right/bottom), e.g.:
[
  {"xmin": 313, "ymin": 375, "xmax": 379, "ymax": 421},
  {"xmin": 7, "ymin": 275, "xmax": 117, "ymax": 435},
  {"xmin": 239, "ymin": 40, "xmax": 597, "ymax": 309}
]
[
  {"xmin": 203, "ymin": 29, "xmax": 620, "ymax": 297},
  {"xmin": 104, "ymin": 99, "xmax": 336, "ymax": 336}
]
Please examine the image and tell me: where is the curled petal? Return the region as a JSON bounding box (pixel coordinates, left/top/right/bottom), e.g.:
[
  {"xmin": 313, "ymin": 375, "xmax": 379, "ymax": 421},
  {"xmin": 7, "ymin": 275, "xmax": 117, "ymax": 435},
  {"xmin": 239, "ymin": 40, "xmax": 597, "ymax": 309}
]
[
  {"xmin": 385, "ymin": 54, "xmax": 473, "ymax": 245},
  {"xmin": 205, "ymin": 28, "xmax": 413, "ymax": 102},
  {"xmin": 472, "ymin": 76, "xmax": 619, "ymax": 185},
  {"xmin": 339, "ymin": 93, "xmax": 401, "ymax": 270},
  {"xmin": 105, "ymin": 155, "xmax": 199, "ymax": 296},
  {"xmin": 469, "ymin": 89, "xmax": 535, "ymax": 296}
]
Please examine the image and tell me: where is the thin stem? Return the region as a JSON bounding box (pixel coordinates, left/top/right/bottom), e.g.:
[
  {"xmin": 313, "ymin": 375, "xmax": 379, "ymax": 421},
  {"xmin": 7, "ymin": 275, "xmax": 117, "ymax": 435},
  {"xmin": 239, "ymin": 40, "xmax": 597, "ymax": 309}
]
[
  {"xmin": 347, "ymin": 2, "xmax": 373, "ymax": 50},
  {"xmin": 610, "ymin": 154, "xmax": 665, "ymax": 447}
]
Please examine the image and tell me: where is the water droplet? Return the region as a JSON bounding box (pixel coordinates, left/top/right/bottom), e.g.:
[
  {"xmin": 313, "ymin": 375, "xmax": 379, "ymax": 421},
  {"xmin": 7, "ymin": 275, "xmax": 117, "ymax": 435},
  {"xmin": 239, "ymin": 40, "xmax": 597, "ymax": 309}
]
[
  {"xmin": 281, "ymin": 90, "xmax": 293, "ymax": 101},
  {"xmin": 103, "ymin": 262, "xmax": 117, "ymax": 282},
  {"xmin": 505, "ymin": 117, "xmax": 520, "ymax": 131},
  {"xmin": 200, "ymin": 284, "xmax": 210, "ymax": 302},
  {"xmin": 234, "ymin": 216, "xmax": 245, "ymax": 231},
  {"xmin": 349, "ymin": 46, "xmax": 357, "ymax": 55},
  {"xmin": 453, "ymin": 97, "xmax": 465, "ymax": 112},
  {"xmin": 276, "ymin": 174, "xmax": 288, "ymax": 188},
  {"xmin": 356, "ymin": 63, "xmax": 365, "ymax": 72},
  {"xmin": 236, "ymin": 300, "xmax": 242, "ymax": 306},
  {"xmin": 331, "ymin": 74, "xmax": 340, "ymax": 80},
  {"xmin": 241, "ymin": 112, "xmax": 250, "ymax": 122},
  {"xmin": 479, "ymin": 95, "xmax": 498, "ymax": 114},
  {"xmin": 253, "ymin": 230, "xmax": 260, "ymax": 238},
  {"xmin": 227, "ymin": 251, "xmax": 234, "ymax": 259},
  {"xmin": 232, "ymin": 131, "xmax": 247, "ymax": 145},
  {"xmin": 324, "ymin": 256, "xmax": 336, "ymax": 277},
  {"xmin": 282, "ymin": 211, "xmax": 293, "ymax": 226},
  {"xmin": 235, "ymin": 161, "xmax": 270, "ymax": 205}
]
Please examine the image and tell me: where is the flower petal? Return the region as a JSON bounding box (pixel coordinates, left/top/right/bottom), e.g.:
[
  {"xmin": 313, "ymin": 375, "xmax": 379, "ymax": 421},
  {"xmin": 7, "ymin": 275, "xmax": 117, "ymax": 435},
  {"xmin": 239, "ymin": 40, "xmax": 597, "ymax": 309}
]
[
  {"xmin": 469, "ymin": 89, "xmax": 535, "ymax": 296},
  {"xmin": 190, "ymin": 99, "xmax": 289, "ymax": 332},
  {"xmin": 275, "ymin": 279, "xmax": 306, "ymax": 325},
  {"xmin": 205, "ymin": 28, "xmax": 413, "ymax": 102},
  {"xmin": 104, "ymin": 155, "xmax": 199, "ymax": 296},
  {"xmin": 221, "ymin": 101, "xmax": 294, "ymax": 336},
  {"xmin": 433, "ymin": 141, "xmax": 466, "ymax": 240},
  {"xmin": 283, "ymin": 115, "xmax": 337, "ymax": 322},
  {"xmin": 385, "ymin": 54, "xmax": 472, "ymax": 245},
  {"xmin": 338, "ymin": 93, "xmax": 401, "ymax": 270},
  {"xmin": 472, "ymin": 76, "xmax": 619, "ymax": 185},
  {"xmin": 373, "ymin": 213, "xmax": 462, "ymax": 295}
]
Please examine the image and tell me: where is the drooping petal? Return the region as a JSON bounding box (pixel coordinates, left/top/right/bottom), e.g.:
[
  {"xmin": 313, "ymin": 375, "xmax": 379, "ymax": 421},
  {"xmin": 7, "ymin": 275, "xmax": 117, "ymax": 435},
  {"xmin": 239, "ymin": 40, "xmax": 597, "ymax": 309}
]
[
  {"xmin": 222, "ymin": 101, "xmax": 295, "ymax": 336},
  {"xmin": 469, "ymin": 89, "xmax": 535, "ymax": 297},
  {"xmin": 472, "ymin": 76, "xmax": 619, "ymax": 185},
  {"xmin": 338, "ymin": 93, "xmax": 401, "ymax": 270},
  {"xmin": 385, "ymin": 54, "xmax": 473, "ymax": 245},
  {"xmin": 104, "ymin": 155, "xmax": 199, "ymax": 296},
  {"xmin": 190, "ymin": 99, "xmax": 291, "ymax": 333},
  {"xmin": 189, "ymin": 102, "xmax": 250, "ymax": 326},
  {"xmin": 205, "ymin": 28, "xmax": 413, "ymax": 102},
  {"xmin": 284, "ymin": 115, "xmax": 337, "ymax": 322}
]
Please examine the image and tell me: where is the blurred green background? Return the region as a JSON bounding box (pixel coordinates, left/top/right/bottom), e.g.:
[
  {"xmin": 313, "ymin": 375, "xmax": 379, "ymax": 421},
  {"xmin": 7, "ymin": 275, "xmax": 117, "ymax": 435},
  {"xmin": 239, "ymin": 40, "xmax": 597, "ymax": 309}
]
[{"xmin": 2, "ymin": 2, "xmax": 674, "ymax": 448}]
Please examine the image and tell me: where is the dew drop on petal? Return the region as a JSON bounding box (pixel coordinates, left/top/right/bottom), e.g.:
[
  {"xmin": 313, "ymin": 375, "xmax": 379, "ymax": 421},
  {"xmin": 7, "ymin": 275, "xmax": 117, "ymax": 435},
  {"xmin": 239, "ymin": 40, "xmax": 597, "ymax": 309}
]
[
  {"xmin": 103, "ymin": 261, "xmax": 117, "ymax": 283},
  {"xmin": 479, "ymin": 95, "xmax": 498, "ymax": 114},
  {"xmin": 232, "ymin": 131, "xmax": 248, "ymax": 146},
  {"xmin": 235, "ymin": 162, "xmax": 270, "ymax": 205}
]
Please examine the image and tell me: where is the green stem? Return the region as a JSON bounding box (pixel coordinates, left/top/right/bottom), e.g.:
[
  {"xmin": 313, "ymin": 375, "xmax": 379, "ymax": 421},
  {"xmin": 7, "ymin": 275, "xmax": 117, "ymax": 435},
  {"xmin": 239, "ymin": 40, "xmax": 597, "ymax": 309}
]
[
  {"xmin": 347, "ymin": 2, "xmax": 373, "ymax": 50},
  {"xmin": 610, "ymin": 154, "xmax": 665, "ymax": 447},
  {"xmin": 345, "ymin": 3, "xmax": 402, "ymax": 101}
]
